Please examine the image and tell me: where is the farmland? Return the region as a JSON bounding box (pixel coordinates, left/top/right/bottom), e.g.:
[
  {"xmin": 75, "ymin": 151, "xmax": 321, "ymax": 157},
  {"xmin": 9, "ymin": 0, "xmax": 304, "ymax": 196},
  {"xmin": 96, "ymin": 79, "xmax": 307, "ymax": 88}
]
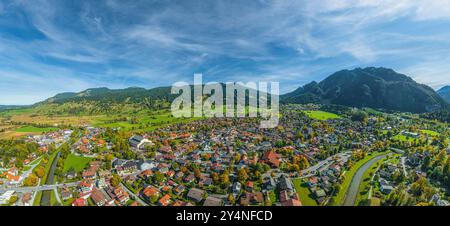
[{"xmin": 303, "ymin": 110, "xmax": 341, "ymax": 120}]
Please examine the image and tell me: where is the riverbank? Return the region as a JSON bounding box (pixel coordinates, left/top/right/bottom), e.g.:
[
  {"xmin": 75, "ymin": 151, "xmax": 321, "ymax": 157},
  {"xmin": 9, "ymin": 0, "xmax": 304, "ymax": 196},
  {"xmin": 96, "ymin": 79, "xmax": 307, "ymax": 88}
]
[{"xmin": 333, "ymin": 151, "xmax": 390, "ymax": 206}]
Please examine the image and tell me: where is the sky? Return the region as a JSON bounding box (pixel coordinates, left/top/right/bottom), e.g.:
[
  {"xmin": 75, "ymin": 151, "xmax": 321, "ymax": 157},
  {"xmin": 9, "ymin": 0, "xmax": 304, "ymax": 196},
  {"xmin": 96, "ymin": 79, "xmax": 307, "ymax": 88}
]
[{"xmin": 1, "ymin": 0, "xmax": 450, "ymax": 105}]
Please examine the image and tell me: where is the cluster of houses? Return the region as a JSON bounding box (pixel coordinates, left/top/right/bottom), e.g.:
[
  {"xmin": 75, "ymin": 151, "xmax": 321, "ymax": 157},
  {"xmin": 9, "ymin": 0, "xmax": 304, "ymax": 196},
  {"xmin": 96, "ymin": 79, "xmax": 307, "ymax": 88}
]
[
  {"xmin": 305, "ymin": 156, "xmax": 348, "ymax": 204},
  {"xmin": 73, "ymin": 127, "xmax": 110, "ymax": 156},
  {"xmin": 26, "ymin": 130, "xmax": 73, "ymax": 153}
]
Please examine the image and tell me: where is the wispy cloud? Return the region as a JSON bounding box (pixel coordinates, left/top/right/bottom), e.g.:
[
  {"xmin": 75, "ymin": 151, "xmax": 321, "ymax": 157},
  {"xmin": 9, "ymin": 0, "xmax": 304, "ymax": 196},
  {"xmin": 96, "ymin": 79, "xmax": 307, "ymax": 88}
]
[{"xmin": 0, "ymin": 0, "xmax": 450, "ymax": 104}]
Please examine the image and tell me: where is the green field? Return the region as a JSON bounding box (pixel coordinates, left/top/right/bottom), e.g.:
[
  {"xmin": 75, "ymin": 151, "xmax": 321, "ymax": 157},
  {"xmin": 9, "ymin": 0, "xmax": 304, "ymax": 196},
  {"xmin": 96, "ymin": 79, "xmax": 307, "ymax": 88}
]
[
  {"xmin": 292, "ymin": 179, "xmax": 318, "ymax": 206},
  {"xmin": 33, "ymin": 191, "xmax": 43, "ymax": 206},
  {"xmin": 420, "ymin": 130, "xmax": 439, "ymax": 136},
  {"xmin": 334, "ymin": 151, "xmax": 390, "ymax": 206},
  {"xmin": 303, "ymin": 110, "xmax": 341, "ymax": 120},
  {"xmin": 63, "ymin": 154, "xmax": 93, "ymax": 172},
  {"xmin": 15, "ymin": 126, "xmax": 58, "ymax": 133},
  {"xmin": 92, "ymin": 110, "xmax": 201, "ymax": 132},
  {"xmin": 0, "ymin": 108, "xmax": 34, "ymax": 117}
]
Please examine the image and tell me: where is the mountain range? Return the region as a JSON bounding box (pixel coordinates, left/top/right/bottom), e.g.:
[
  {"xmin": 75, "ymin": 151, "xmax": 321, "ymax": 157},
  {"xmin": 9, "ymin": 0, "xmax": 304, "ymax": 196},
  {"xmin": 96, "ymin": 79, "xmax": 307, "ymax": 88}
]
[
  {"xmin": 9, "ymin": 67, "xmax": 448, "ymax": 115},
  {"xmin": 437, "ymin": 86, "xmax": 450, "ymax": 103},
  {"xmin": 281, "ymin": 67, "xmax": 449, "ymax": 113}
]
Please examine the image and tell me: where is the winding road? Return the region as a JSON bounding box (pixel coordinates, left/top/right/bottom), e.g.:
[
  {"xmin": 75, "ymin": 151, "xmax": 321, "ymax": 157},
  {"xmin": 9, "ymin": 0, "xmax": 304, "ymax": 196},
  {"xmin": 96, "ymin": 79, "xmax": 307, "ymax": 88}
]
[{"xmin": 343, "ymin": 153, "xmax": 390, "ymax": 206}]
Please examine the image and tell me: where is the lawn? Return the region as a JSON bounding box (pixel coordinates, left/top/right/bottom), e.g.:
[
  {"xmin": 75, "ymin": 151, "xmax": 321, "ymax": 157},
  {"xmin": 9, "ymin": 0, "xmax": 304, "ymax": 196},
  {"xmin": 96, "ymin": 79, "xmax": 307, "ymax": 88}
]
[
  {"xmin": 303, "ymin": 110, "xmax": 341, "ymax": 120},
  {"xmin": 420, "ymin": 130, "xmax": 439, "ymax": 137},
  {"xmin": 392, "ymin": 134, "xmax": 419, "ymax": 142},
  {"xmin": 333, "ymin": 151, "xmax": 390, "ymax": 206},
  {"xmin": 292, "ymin": 179, "xmax": 318, "ymax": 206},
  {"xmin": 49, "ymin": 190, "xmax": 61, "ymax": 206},
  {"xmin": 63, "ymin": 154, "xmax": 93, "ymax": 172},
  {"xmin": 15, "ymin": 126, "xmax": 58, "ymax": 133},
  {"xmin": 33, "ymin": 191, "xmax": 42, "ymax": 206}
]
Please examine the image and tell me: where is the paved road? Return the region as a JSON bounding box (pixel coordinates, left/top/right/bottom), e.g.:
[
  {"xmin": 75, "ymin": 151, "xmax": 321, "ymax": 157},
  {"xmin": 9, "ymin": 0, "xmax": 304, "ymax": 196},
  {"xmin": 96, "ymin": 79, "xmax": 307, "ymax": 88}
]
[
  {"xmin": 400, "ymin": 157, "xmax": 408, "ymax": 177},
  {"xmin": 343, "ymin": 153, "xmax": 390, "ymax": 206},
  {"xmin": 120, "ymin": 182, "xmax": 148, "ymax": 206},
  {"xmin": 0, "ymin": 182, "xmax": 79, "ymax": 193}
]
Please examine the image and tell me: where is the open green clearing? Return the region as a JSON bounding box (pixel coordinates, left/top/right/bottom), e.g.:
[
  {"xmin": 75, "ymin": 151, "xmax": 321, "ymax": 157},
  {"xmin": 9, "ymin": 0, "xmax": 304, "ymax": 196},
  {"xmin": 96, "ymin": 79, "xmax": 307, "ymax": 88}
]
[
  {"xmin": 334, "ymin": 151, "xmax": 390, "ymax": 206},
  {"xmin": 420, "ymin": 130, "xmax": 439, "ymax": 136},
  {"xmin": 33, "ymin": 191, "xmax": 43, "ymax": 206},
  {"xmin": 303, "ymin": 110, "xmax": 341, "ymax": 120},
  {"xmin": 0, "ymin": 108, "xmax": 34, "ymax": 117},
  {"xmin": 63, "ymin": 154, "xmax": 93, "ymax": 172},
  {"xmin": 15, "ymin": 126, "xmax": 58, "ymax": 133},
  {"xmin": 292, "ymin": 179, "xmax": 318, "ymax": 206},
  {"xmin": 392, "ymin": 134, "xmax": 419, "ymax": 142}
]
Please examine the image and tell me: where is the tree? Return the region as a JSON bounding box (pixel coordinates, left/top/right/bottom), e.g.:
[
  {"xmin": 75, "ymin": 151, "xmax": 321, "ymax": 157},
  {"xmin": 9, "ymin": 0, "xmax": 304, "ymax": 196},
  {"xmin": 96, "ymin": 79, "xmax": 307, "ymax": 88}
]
[
  {"xmin": 194, "ymin": 168, "xmax": 202, "ymax": 179},
  {"xmin": 8, "ymin": 196, "xmax": 18, "ymax": 205},
  {"xmin": 220, "ymin": 172, "xmax": 230, "ymax": 188},
  {"xmin": 23, "ymin": 173, "xmax": 38, "ymax": 186},
  {"xmin": 237, "ymin": 168, "xmax": 248, "ymax": 183},
  {"xmin": 34, "ymin": 166, "xmax": 45, "ymax": 178},
  {"xmin": 111, "ymin": 174, "xmax": 122, "ymax": 187},
  {"xmin": 411, "ymin": 177, "xmax": 427, "ymax": 196},
  {"xmin": 227, "ymin": 193, "xmax": 235, "ymax": 204},
  {"xmin": 153, "ymin": 171, "xmax": 165, "ymax": 183},
  {"xmin": 211, "ymin": 172, "xmax": 219, "ymax": 185}
]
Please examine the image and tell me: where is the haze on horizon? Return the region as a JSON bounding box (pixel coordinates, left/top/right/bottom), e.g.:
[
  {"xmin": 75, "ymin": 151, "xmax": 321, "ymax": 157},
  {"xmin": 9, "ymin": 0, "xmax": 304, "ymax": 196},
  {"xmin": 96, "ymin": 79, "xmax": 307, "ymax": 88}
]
[{"xmin": 1, "ymin": 0, "xmax": 450, "ymax": 105}]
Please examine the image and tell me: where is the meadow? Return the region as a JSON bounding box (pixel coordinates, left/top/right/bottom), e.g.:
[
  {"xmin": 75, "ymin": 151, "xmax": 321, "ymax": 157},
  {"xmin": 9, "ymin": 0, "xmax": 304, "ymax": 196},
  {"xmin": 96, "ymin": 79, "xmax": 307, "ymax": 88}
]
[
  {"xmin": 63, "ymin": 154, "xmax": 93, "ymax": 172},
  {"xmin": 15, "ymin": 126, "xmax": 58, "ymax": 133},
  {"xmin": 292, "ymin": 179, "xmax": 318, "ymax": 206},
  {"xmin": 303, "ymin": 110, "xmax": 341, "ymax": 120}
]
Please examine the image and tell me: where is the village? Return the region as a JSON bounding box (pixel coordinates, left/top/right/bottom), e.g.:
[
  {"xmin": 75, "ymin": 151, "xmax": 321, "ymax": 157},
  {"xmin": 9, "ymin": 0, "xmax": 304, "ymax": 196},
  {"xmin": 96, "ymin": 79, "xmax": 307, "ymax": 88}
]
[{"xmin": 1, "ymin": 105, "xmax": 449, "ymax": 207}]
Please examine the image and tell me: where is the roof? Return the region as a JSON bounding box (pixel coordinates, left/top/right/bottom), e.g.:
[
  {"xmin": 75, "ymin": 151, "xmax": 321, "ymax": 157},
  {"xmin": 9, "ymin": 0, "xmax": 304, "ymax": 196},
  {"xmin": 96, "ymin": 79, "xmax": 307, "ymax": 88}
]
[
  {"xmin": 91, "ymin": 188, "xmax": 106, "ymax": 205},
  {"xmin": 187, "ymin": 188, "xmax": 205, "ymax": 202},
  {"xmin": 203, "ymin": 196, "xmax": 223, "ymax": 206},
  {"xmin": 143, "ymin": 186, "xmax": 160, "ymax": 198},
  {"xmin": 159, "ymin": 194, "xmax": 171, "ymax": 206},
  {"xmin": 262, "ymin": 151, "xmax": 281, "ymax": 167},
  {"xmin": 281, "ymin": 199, "xmax": 302, "ymax": 206}
]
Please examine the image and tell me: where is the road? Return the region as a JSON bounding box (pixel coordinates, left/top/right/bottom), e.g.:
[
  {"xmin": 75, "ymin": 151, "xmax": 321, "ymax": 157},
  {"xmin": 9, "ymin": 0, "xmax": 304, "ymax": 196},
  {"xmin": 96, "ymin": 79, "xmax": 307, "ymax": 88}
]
[
  {"xmin": 120, "ymin": 182, "xmax": 148, "ymax": 206},
  {"xmin": 400, "ymin": 157, "xmax": 408, "ymax": 177},
  {"xmin": 304, "ymin": 151, "xmax": 351, "ymax": 175},
  {"xmin": 0, "ymin": 182, "xmax": 79, "ymax": 193},
  {"xmin": 343, "ymin": 153, "xmax": 390, "ymax": 206}
]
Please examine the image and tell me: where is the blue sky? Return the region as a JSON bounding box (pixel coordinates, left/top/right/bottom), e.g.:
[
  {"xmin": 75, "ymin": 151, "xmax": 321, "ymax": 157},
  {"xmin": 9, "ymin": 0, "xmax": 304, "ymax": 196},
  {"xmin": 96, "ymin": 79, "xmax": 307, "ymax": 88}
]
[{"xmin": 1, "ymin": 0, "xmax": 450, "ymax": 105}]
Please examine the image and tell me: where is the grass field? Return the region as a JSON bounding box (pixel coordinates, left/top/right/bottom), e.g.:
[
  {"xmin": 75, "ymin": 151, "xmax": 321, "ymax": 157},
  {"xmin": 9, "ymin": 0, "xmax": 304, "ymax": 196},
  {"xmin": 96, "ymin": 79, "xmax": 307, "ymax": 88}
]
[
  {"xmin": 292, "ymin": 179, "xmax": 318, "ymax": 206},
  {"xmin": 392, "ymin": 134, "xmax": 419, "ymax": 142},
  {"xmin": 15, "ymin": 126, "xmax": 58, "ymax": 133},
  {"xmin": 303, "ymin": 110, "xmax": 341, "ymax": 120},
  {"xmin": 33, "ymin": 191, "xmax": 42, "ymax": 206},
  {"xmin": 333, "ymin": 151, "xmax": 390, "ymax": 206},
  {"xmin": 49, "ymin": 190, "xmax": 60, "ymax": 206},
  {"xmin": 63, "ymin": 154, "xmax": 93, "ymax": 172},
  {"xmin": 420, "ymin": 130, "xmax": 439, "ymax": 136}
]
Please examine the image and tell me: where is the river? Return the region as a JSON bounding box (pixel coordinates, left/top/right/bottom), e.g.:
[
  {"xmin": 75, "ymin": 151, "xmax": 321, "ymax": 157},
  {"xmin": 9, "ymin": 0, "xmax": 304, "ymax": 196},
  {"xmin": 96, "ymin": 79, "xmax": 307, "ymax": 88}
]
[
  {"xmin": 40, "ymin": 151, "xmax": 61, "ymax": 206},
  {"xmin": 342, "ymin": 153, "xmax": 389, "ymax": 206}
]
